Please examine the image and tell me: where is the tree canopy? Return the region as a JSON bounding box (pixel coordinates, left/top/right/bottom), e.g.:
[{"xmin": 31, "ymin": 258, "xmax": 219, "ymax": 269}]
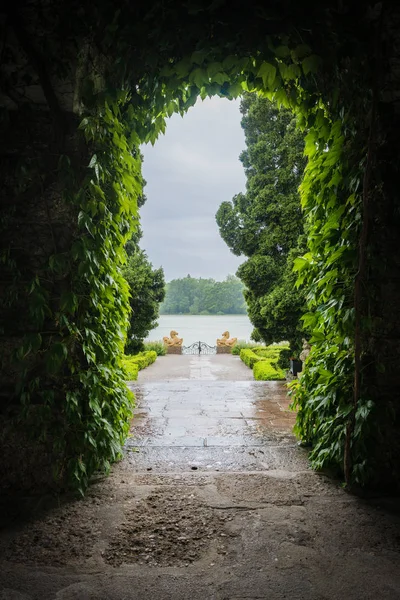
[
  {"xmin": 160, "ymin": 274, "xmax": 246, "ymax": 315},
  {"xmin": 123, "ymin": 248, "xmax": 165, "ymax": 354},
  {"xmin": 216, "ymin": 93, "xmax": 306, "ymax": 351},
  {"xmin": 123, "ymin": 170, "xmax": 165, "ymax": 354}
]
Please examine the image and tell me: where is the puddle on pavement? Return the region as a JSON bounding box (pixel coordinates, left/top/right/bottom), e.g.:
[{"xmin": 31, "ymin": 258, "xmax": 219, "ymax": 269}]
[{"xmin": 125, "ymin": 380, "xmax": 298, "ymax": 472}]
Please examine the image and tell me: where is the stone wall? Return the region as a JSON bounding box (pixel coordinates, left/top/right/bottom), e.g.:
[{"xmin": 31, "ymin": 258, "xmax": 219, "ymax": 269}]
[
  {"xmin": 359, "ymin": 4, "xmax": 400, "ymax": 486},
  {"xmin": 0, "ymin": 11, "xmax": 87, "ymax": 491}
]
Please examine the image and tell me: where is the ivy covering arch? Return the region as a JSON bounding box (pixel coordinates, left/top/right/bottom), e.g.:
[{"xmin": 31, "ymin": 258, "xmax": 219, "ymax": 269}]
[{"xmin": 1, "ymin": 0, "xmax": 399, "ymax": 493}]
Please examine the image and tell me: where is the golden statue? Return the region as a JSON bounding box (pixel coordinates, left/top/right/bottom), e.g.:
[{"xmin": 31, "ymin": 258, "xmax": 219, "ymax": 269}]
[
  {"xmin": 163, "ymin": 330, "xmax": 183, "ymax": 347},
  {"xmin": 216, "ymin": 331, "xmax": 237, "ymax": 347}
]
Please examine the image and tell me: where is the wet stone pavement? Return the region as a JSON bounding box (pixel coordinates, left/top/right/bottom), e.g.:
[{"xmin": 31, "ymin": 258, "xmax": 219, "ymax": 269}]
[
  {"xmin": 126, "ymin": 355, "xmax": 300, "ymax": 474},
  {"xmin": 1, "ymin": 355, "xmax": 400, "ymax": 600}
]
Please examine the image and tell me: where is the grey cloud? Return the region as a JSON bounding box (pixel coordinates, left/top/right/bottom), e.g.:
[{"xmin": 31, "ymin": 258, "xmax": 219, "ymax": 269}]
[{"xmin": 139, "ymin": 96, "xmax": 246, "ymax": 281}]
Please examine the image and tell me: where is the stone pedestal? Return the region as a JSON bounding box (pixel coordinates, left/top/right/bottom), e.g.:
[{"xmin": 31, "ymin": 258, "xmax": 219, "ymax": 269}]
[
  {"xmin": 166, "ymin": 346, "xmax": 182, "ymax": 355},
  {"xmin": 217, "ymin": 346, "xmax": 232, "ymax": 354}
]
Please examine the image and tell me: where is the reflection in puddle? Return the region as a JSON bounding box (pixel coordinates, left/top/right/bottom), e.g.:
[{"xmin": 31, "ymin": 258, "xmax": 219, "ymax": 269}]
[{"xmin": 129, "ymin": 381, "xmax": 296, "ymax": 448}]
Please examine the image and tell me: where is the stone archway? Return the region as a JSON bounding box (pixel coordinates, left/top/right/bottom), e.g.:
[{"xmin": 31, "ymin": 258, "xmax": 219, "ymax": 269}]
[{"xmin": 1, "ymin": 1, "xmax": 399, "ymax": 493}]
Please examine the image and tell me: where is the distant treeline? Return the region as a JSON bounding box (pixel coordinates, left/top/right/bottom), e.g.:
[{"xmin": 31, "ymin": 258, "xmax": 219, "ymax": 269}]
[{"xmin": 160, "ymin": 275, "xmax": 247, "ymax": 315}]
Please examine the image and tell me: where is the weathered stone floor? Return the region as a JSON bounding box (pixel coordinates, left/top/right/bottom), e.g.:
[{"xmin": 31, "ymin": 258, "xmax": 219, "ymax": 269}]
[{"xmin": 0, "ymin": 356, "xmax": 399, "ymax": 599}]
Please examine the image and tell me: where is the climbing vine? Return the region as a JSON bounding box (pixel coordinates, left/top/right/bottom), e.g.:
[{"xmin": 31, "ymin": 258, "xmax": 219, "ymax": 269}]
[
  {"xmin": 1, "ymin": 1, "xmax": 386, "ymax": 492},
  {"xmin": 4, "ymin": 90, "xmax": 143, "ymax": 493}
]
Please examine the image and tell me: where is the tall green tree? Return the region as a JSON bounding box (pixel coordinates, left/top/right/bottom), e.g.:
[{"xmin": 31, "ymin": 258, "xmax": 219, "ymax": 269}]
[
  {"xmin": 124, "ymin": 170, "xmax": 165, "ymax": 354},
  {"xmin": 123, "ymin": 248, "xmax": 165, "ymax": 354},
  {"xmin": 216, "ymin": 94, "xmax": 306, "ymax": 352}
]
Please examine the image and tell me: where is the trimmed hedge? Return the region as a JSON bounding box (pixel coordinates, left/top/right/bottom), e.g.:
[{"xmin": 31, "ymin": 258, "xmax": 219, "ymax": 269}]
[
  {"xmin": 253, "ymin": 346, "xmax": 287, "ymax": 359},
  {"xmin": 122, "ymin": 350, "xmax": 157, "ymax": 381},
  {"xmin": 123, "ymin": 361, "xmax": 139, "ymax": 381},
  {"xmin": 253, "ymin": 361, "xmax": 286, "ymax": 381},
  {"xmin": 240, "ymin": 344, "xmax": 289, "ymax": 380},
  {"xmin": 240, "ymin": 349, "xmax": 265, "ymax": 369}
]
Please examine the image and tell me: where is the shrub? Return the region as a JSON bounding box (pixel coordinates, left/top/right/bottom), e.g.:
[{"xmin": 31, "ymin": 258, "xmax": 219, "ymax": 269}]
[
  {"xmin": 122, "ymin": 350, "xmax": 157, "ymax": 381},
  {"xmin": 143, "ymin": 340, "xmax": 166, "ymax": 356},
  {"xmin": 240, "ymin": 343, "xmax": 290, "ymax": 380},
  {"xmin": 132, "ymin": 350, "xmax": 157, "ymax": 370},
  {"xmin": 232, "ymin": 340, "xmax": 259, "ymax": 355},
  {"xmin": 253, "ymin": 344, "xmax": 290, "ymax": 369},
  {"xmin": 277, "ymin": 347, "xmax": 292, "ymax": 369},
  {"xmin": 253, "ymin": 346, "xmax": 285, "ymax": 359},
  {"xmin": 240, "ymin": 349, "xmax": 265, "ymax": 369},
  {"xmin": 123, "ymin": 361, "xmax": 140, "ymax": 381},
  {"xmin": 253, "ymin": 361, "xmax": 286, "ymax": 381}
]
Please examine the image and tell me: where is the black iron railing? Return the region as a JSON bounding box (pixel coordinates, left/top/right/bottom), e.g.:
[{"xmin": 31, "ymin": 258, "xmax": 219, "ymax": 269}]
[{"xmin": 182, "ymin": 341, "xmax": 217, "ymax": 355}]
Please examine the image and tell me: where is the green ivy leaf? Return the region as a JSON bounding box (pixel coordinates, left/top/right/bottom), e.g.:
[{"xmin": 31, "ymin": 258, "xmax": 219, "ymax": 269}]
[
  {"xmin": 279, "ymin": 63, "xmax": 301, "ymax": 80},
  {"xmin": 191, "ymin": 49, "xmax": 207, "ymax": 66},
  {"xmin": 274, "ymin": 45, "xmax": 290, "ymax": 58},
  {"xmin": 257, "ymin": 62, "xmax": 277, "ymax": 89},
  {"xmin": 211, "ymin": 72, "xmax": 228, "ymax": 85},
  {"xmin": 227, "ymin": 81, "xmax": 243, "ymax": 98},
  {"xmin": 222, "ymin": 55, "xmax": 238, "ymax": 70},
  {"xmin": 24, "ymin": 333, "xmax": 42, "ymax": 354},
  {"xmin": 46, "ymin": 342, "xmax": 68, "ymax": 374},
  {"xmin": 302, "ymin": 55, "xmax": 321, "ymax": 75},
  {"xmin": 293, "ymin": 257, "xmax": 310, "ymax": 272},
  {"xmin": 189, "ymin": 68, "xmax": 208, "ymax": 88},
  {"xmin": 61, "ymin": 291, "xmax": 78, "ymax": 314},
  {"xmin": 206, "ymin": 62, "xmax": 223, "ymax": 78},
  {"xmin": 174, "ymin": 58, "xmax": 192, "ymax": 78},
  {"xmin": 291, "ymin": 44, "xmax": 312, "ymax": 60}
]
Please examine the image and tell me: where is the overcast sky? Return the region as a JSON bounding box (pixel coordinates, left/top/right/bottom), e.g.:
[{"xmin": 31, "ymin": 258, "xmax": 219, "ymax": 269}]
[{"xmin": 139, "ymin": 96, "xmax": 247, "ymax": 282}]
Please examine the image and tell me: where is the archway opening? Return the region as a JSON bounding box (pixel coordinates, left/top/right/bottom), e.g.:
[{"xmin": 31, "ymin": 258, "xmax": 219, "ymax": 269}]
[{"xmin": 1, "ymin": 2, "xmax": 397, "ymax": 495}]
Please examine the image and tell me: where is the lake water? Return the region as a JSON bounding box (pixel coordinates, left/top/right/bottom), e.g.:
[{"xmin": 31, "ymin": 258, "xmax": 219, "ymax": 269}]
[{"xmin": 146, "ymin": 314, "xmax": 254, "ymax": 346}]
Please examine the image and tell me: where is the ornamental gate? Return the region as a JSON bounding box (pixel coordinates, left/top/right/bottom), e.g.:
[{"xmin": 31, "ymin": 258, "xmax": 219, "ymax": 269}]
[{"xmin": 182, "ymin": 341, "xmax": 217, "ymax": 355}]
